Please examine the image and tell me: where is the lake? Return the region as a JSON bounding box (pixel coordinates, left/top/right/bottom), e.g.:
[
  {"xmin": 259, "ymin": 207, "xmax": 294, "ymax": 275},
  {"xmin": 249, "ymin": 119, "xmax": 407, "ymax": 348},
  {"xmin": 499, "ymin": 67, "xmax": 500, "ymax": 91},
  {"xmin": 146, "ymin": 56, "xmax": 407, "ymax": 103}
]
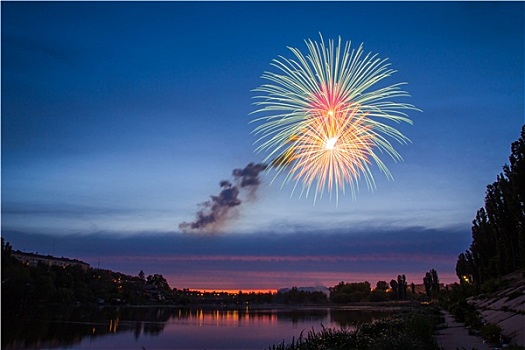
[{"xmin": 3, "ymin": 305, "xmax": 394, "ymax": 350}]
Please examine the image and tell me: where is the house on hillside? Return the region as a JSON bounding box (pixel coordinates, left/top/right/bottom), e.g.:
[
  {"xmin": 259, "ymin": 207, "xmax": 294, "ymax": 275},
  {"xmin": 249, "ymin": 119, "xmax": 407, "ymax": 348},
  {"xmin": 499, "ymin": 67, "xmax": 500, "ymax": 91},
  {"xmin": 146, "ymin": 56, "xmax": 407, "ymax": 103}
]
[{"xmin": 11, "ymin": 250, "xmax": 90, "ymax": 271}]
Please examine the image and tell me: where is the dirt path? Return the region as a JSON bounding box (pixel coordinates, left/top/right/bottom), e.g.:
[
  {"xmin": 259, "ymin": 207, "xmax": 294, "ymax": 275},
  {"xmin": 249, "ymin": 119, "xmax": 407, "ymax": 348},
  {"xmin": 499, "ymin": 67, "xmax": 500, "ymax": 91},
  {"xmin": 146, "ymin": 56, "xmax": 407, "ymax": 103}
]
[{"xmin": 435, "ymin": 310, "xmax": 490, "ymax": 350}]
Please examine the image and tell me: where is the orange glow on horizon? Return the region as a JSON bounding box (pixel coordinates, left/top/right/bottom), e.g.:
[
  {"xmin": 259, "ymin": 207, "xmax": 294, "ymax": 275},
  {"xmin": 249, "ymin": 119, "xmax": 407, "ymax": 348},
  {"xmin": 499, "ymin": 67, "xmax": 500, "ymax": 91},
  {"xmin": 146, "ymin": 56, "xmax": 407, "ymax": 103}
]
[
  {"xmin": 196, "ymin": 289, "xmax": 277, "ymax": 294},
  {"xmin": 168, "ymin": 269, "xmax": 460, "ymax": 293}
]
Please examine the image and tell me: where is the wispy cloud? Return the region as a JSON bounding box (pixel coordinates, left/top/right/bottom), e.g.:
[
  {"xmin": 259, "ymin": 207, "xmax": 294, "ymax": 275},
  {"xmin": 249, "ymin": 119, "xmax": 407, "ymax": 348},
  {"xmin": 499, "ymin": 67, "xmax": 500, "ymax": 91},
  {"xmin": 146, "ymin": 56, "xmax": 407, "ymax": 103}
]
[{"xmin": 89, "ymin": 253, "xmax": 453, "ymax": 265}]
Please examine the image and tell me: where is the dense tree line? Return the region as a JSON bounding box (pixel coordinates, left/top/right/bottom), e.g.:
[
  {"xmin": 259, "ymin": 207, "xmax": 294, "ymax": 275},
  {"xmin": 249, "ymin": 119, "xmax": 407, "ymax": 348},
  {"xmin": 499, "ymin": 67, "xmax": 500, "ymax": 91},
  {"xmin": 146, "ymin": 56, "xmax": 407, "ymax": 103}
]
[
  {"xmin": 330, "ymin": 281, "xmax": 371, "ymax": 303},
  {"xmin": 1, "ymin": 239, "xmax": 175, "ymax": 308},
  {"xmin": 273, "ymin": 287, "xmax": 328, "ymax": 304},
  {"xmin": 456, "ymin": 125, "xmax": 525, "ymax": 285},
  {"xmin": 3, "ymin": 238, "xmax": 442, "ymax": 308},
  {"xmin": 329, "ymin": 272, "xmax": 427, "ymax": 303}
]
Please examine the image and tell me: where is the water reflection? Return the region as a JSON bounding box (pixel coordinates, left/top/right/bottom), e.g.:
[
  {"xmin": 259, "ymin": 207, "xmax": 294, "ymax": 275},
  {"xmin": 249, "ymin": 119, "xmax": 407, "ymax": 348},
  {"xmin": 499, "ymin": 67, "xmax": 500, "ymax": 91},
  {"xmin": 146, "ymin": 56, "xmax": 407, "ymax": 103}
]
[
  {"xmin": 3, "ymin": 305, "xmax": 392, "ymax": 349},
  {"xmin": 330, "ymin": 308, "xmax": 392, "ymax": 328}
]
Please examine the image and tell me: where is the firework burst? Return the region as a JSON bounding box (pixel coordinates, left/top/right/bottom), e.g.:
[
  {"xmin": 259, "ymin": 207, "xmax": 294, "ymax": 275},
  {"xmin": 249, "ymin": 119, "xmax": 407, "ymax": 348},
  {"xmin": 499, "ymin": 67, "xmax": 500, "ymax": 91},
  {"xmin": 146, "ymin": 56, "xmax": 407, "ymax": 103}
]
[{"xmin": 251, "ymin": 34, "xmax": 419, "ymax": 202}]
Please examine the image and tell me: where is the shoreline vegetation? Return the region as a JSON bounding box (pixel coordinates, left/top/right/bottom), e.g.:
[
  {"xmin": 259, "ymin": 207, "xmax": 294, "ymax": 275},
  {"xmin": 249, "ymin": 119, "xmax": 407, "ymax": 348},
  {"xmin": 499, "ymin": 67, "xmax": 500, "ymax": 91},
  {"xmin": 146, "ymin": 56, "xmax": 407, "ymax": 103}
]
[
  {"xmin": 2, "ymin": 238, "xmax": 438, "ymax": 309},
  {"xmin": 0, "ymin": 242, "xmax": 439, "ymax": 307},
  {"xmin": 264, "ymin": 270, "xmax": 525, "ymax": 350},
  {"xmin": 267, "ymin": 305, "xmax": 442, "ymax": 350}
]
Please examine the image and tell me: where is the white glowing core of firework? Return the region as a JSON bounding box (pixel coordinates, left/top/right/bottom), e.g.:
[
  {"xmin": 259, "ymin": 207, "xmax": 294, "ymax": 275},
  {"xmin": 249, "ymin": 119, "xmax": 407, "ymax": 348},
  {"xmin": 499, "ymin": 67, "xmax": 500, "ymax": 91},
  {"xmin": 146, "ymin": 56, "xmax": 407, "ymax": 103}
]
[{"xmin": 325, "ymin": 137, "xmax": 338, "ymax": 150}]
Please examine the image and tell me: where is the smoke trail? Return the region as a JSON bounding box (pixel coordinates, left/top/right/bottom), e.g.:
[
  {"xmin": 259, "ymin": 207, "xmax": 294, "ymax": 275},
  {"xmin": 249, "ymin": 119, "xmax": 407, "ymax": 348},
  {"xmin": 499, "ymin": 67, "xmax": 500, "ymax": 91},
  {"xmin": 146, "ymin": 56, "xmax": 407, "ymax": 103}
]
[{"xmin": 179, "ymin": 162, "xmax": 267, "ymax": 233}]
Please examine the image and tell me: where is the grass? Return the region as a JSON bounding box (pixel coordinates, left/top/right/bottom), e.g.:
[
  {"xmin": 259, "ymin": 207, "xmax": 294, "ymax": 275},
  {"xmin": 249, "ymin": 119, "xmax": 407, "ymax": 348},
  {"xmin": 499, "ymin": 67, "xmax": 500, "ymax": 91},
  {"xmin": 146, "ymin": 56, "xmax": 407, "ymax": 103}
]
[{"xmin": 267, "ymin": 306, "xmax": 441, "ymax": 350}]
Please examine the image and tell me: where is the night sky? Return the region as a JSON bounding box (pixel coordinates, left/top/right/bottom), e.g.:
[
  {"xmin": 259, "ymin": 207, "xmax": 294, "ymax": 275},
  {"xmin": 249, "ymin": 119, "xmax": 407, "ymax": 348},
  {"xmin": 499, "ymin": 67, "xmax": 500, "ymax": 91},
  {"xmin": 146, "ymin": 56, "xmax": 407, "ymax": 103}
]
[{"xmin": 2, "ymin": 1, "xmax": 524, "ymax": 291}]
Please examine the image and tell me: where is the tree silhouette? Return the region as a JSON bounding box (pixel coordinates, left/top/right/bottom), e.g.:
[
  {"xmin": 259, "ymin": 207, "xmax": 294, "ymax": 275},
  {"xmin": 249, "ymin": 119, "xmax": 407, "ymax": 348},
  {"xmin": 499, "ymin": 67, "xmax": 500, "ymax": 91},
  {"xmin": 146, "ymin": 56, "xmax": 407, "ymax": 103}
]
[
  {"xmin": 430, "ymin": 269, "xmax": 440, "ymax": 293},
  {"xmin": 423, "ymin": 269, "xmax": 439, "ymax": 297},
  {"xmin": 389, "ymin": 279, "xmax": 398, "ymax": 300},
  {"xmin": 457, "ymin": 125, "xmax": 525, "ymax": 284},
  {"xmin": 423, "ymin": 273, "xmax": 432, "ymax": 297},
  {"xmin": 397, "ymin": 275, "xmax": 407, "ymax": 300},
  {"xmin": 375, "ymin": 280, "xmax": 389, "ymax": 291},
  {"xmin": 330, "ymin": 281, "xmax": 371, "ymax": 303}
]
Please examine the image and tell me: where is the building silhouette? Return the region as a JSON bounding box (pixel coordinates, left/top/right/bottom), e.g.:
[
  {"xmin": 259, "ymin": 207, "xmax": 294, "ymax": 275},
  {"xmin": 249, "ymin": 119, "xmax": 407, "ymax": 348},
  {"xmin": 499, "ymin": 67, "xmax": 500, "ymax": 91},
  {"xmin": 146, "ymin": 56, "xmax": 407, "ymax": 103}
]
[{"xmin": 11, "ymin": 250, "xmax": 90, "ymax": 271}]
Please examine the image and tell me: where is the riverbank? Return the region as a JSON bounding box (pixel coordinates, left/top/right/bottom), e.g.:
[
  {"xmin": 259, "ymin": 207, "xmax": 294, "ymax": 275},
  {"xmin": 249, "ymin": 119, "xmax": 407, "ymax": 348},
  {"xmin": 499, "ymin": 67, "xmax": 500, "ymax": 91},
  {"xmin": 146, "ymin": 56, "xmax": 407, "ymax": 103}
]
[
  {"xmin": 442, "ymin": 269, "xmax": 525, "ymax": 349},
  {"xmin": 470, "ymin": 270, "xmax": 525, "ymax": 347},
  {"xmin": 436, "ymin": 310, "xmax": 490, "ymax": 350},
  {"xmin": 266, "ymin": 304, "xmax": 442, "ymax": 350}
]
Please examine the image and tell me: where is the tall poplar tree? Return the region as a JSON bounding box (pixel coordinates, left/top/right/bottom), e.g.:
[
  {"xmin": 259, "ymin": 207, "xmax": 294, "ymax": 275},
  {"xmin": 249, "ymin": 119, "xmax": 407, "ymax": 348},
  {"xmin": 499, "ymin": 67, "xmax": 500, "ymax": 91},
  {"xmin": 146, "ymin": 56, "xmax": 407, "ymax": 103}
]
[{"xmin": 457, "ymin": 125, "xmax": 525, "ymax": 284}]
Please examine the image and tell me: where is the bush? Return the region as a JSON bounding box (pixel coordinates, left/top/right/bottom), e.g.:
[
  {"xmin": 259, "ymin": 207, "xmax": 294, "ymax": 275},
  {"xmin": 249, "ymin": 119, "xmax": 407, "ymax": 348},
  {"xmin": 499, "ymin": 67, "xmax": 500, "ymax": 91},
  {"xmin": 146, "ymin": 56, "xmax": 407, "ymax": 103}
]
[
  {"xmin": 481, "ymin": 323, "xmax": 501, "ymax": 343},
  {"xmin": 267, "ymin": 307, "xmax": 440, "ymax": 350},
  {"xmin": 405, "ymin": 313, "xmax": 434, "ymax": 340},
  {"xmin": 481, "ymin": 278, "xmax": 502, "ymax": 294},
  {"xmin": 448, "ymin": 299, "xmax": 482, "ymax": 330}
]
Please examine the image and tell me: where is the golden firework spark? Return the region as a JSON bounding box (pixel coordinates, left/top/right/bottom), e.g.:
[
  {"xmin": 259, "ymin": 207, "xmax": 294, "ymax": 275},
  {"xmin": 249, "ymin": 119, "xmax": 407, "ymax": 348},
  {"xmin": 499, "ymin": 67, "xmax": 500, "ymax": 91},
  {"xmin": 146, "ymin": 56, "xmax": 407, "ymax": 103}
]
[{"xmin": 251, "ymin": 35, "xmax": 419, "ymax": 202}]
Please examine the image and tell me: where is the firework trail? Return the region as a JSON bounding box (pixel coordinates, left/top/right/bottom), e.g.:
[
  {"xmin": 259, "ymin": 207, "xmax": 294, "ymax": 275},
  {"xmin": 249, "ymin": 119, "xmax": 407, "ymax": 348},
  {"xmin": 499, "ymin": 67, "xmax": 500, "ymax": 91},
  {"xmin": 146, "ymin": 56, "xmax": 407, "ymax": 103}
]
[
  {"xmin": 179, "ymin": 163, "xmax": 266, "ymax": 233},
  {"xmin": 251, "ymin": 34, "xmax": 419, "ymax": 203}
]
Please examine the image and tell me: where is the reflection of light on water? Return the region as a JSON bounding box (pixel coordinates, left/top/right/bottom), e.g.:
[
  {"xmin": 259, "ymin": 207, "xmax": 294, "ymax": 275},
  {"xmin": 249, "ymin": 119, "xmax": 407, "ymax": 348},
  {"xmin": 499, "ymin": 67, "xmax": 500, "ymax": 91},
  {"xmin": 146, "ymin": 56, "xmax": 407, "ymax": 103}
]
[
  {"xmin": 7, "ymin": 306, "xmax": 392, "ymax": 349},
  {"xmin": 198, "ymin": 309, "xmax": 204, "ymax": 326},
  {"xmin": 109, "ymin": 318, "xmax": 119, "ymax": 333},
  {"xmin": 175, "ymin": 309, "xmax": 279, "ymax": 327}
]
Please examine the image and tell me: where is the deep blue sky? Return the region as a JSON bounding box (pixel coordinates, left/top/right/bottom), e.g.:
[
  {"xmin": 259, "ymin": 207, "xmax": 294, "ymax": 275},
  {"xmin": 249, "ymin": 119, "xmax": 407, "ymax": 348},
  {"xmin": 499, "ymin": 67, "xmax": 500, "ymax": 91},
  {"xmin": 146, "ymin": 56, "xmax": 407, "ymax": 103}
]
[{"xmin": 2, "ymin": 2, "xmax": 524, "ymax": 290}]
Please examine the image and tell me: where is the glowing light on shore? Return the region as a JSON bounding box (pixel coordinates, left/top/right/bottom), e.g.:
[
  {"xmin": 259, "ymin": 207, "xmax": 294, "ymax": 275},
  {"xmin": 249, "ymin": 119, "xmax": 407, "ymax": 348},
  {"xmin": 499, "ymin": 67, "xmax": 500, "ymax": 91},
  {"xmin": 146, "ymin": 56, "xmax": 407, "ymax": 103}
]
[{"xmin": 251, "ymin": 34, "xmax": 419, "ymax": 202}]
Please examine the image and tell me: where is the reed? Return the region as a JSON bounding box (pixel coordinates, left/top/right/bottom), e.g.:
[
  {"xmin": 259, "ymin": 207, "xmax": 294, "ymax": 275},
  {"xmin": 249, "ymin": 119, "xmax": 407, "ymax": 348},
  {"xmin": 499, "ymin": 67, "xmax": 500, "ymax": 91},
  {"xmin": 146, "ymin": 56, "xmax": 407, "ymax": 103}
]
[{"xmin": 267, "ymin": 307, "xmax": 441, "ymax": 350}]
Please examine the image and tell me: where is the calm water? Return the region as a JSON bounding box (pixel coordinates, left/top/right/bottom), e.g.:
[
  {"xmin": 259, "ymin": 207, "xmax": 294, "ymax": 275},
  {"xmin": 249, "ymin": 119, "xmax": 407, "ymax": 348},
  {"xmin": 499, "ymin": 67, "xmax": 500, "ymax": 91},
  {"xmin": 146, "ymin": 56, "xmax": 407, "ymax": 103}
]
[{"xmin": 3, "ymin": 305, "xmax": 393, "ymax": 350}]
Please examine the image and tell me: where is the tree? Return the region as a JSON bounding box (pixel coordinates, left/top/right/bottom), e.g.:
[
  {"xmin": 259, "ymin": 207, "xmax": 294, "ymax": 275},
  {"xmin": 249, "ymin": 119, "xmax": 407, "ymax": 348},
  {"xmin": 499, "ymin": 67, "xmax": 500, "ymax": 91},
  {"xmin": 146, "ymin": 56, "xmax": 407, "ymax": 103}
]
[
  {"xmin": 456, "ymin": 252, "xmax": 475, "ymax": 284},
  {"xmin": 330, "ymin": 281, "xmax": 371, "ymax": 303},
  {"xmin": 431, "ymin": 269, "xmax": 440, "ymax": 293},
  {"xmin": 423, "ymin": 269, "xmax": 440, "ymax": 297},
  {"xmin": 458, "ymin": 125, "xmax": 525, "ymax": 284},
  {"xmin": 375, "ymin": 280, "xmax": 389, "ymax": 291},
  {"xmin": 389, "ymin": 279, "xmax": 398, "ymax": 300},
  {"xmin": 1, "ymin": 238, "xmax": 13, "ymax": 258},
  {"xmin": 138, "ymin": 270, "xmax": 145, "ymax": 281},
  {"xmin": 397, "ymin": 275, "xmax": 407, "ymax": 300},
  {"xmin": 146, "ymin": 274, "xmax": 170, "ymax": 291},
  {"xmin": 423, "ymin": 273, "xmax": 432, "ymax": 297},
  {"xmin": 369, "ymin": 281, "xmax": 390, "ymax": 302}
]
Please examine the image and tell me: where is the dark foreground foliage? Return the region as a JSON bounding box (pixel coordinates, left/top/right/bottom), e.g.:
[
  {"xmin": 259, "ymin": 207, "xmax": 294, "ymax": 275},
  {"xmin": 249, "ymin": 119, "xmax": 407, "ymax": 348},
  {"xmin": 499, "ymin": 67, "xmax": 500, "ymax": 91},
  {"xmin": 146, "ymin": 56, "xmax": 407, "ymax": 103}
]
[{"xmin": 268, "ymin": 306, "xmax": 441, "ymax": 350}]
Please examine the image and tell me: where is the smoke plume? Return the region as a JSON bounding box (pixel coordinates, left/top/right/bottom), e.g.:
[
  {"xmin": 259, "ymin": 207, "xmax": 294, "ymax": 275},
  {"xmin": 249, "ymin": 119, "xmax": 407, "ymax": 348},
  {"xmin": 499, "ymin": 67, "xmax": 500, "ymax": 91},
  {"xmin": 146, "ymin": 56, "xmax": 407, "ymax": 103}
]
[{"xmin": 179, "ymin": 162, "xmax": 267, "ymax": 233}]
